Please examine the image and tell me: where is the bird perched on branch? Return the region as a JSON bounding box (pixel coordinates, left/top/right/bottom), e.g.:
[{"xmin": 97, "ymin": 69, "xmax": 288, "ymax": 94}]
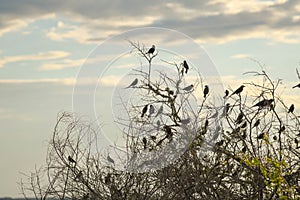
[
  {"xmin": 224, "ymin": 90, "xmax": 229, "ymax": 98},
  {"xmin": 68, "ymin": 156, "xmax": 76, "ymax": 164},
  {"xmin": 235, "ymin": 112, "xmax": 244, "ymax": 124},
  {"xmin": 183, "ymin": 60, "xmax": 189, "ymax": 74},
  {"xmin": 292, "ymin": 83, "xmax": 300, "ymax": 88},
  {"xmin": 204, "ymin": 85, "xmax": 209, "ymax": 98},
  {"xmin": 252, "ymin": 99, "xmax": 274, "ymax": 108},
  {"xmin": 147, "ymin": 45, "xmax": 155, "ymax": 54},
  {"xmin": 141, "ymin": 105, "xmax": 148, "ymax": 117},
  {"xmin": 107, "ymin": 154, "xmax": 115, "ymax": 165},
  {"xmin": 149, "ymin": 105, "xmax": 155, "ymax": 116},
  {"xmin": 142, "ymin": 137, "xmax": 147, "ymax": 150},
  {"xmin": 288, "ymin": 104, "xmax": 294, "ymax": 113},
  {"xmin": 125, "ymin": 78, "xmax": 138, "ymax": 88},
  {"xmin": 183, "ymin": 84, "xmax": 194, "ymax": 92},
  {"xmin": 229, "ymin": 85, "xmax": 245, "ymax": 97}
]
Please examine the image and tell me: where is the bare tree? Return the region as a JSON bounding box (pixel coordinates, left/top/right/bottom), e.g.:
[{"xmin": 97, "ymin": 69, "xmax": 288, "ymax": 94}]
[{"xmin": 21, "ymin": 42, "xmax": 300, "ymax": 200}]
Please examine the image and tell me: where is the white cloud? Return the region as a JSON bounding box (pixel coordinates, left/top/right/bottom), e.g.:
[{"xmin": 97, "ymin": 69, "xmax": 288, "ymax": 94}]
[
  {"xmin": 40, "ymin": 58, "xmax": 85, "ymax": 70},
  {"xmin": 0, "ymin": 51, "xmax": 70, "ymax": 68},
  {"xmin": 0, "ymin": 78, "xmax": 75, "ymax": 85},
  {"xmin": 231, "ymin": 54, "xmax": 252, "ymax": 59}
]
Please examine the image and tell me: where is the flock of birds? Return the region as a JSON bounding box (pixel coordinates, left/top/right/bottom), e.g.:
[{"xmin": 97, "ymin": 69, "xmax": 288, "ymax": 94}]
[{"xmin": 65, "ymin": 45, "xmax": 300, "ymax": 174}]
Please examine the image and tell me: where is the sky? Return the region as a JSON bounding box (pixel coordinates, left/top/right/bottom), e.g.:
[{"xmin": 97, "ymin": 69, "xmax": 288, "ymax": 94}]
[{"xmin": 1, "ymin": 0, "xmax": 300, "ymax": 197}]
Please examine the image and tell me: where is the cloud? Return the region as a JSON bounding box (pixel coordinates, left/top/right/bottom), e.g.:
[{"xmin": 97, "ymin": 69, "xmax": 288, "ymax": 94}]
[
  {"xmin": 0, "ymin": 0, "xmax": 300, "ymax": 44},
  {"xmin": 230, "ymin": 54, "xmax": 252, "ymax": 59},
  {"xmin": 40, "ymin": 58, "xmax": 85, "ymax": 70},
  {"xmin": 0, "ymin": 78, "xmax": 75, "ymax": 85},
  {"xmin": 0, "ymin": 51, "xmax": 70, "ymax": 68}
]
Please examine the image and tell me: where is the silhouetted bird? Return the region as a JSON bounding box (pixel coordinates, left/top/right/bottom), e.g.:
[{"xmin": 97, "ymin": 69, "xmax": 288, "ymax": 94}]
[
  {"xmin": 141, "ymin": 105, "xmax": 148, "ymax": 117},
  {"xmin": 183, "ymin": 60, "xmax": 189, "ymax": 74},
  {"xmin": 288, "ymin": 104, "xmax": 294, "ymax": 113},
  {"xmin": 142, "ymin": 137, "xmax": 147, "ymax": 150},
  {"xmin": 252, "ymin": 99, "xmax": 274, "ymax": 108},
  {"xmin": 147, "ymin": 45, "xmax": 155, "ymax": 54},
  {"xmin": 149, "ymin": 105, "xmax": 155, "ymax": 116},
  {"xmin": 68, "ymin": 156, "xmax": 76, "ymax": 164},
  {"xmin": 204, "ymin": 85, "xmax": 209, "ymax": 98},
  {"xmin": 107, "ymin": 154, "xmax": 115, "ymax": 164},
  {"xmin": 230, "ymin": 85, "xmax": 245, "ymax": 97},
  {"xmin": 164, "ymin": 125, "xmax": 173, "ymax": 141},
  {"xmin": 257, "ymin": 133, "xmax": 265, "ymax": 139},
  {"xmin": 253, "ymin": 119, "xmax": 260, "ymax": 128},
  {"xmin": 242, "ymin": 146, "xmax": 247, "ymax": 153},
  {"xmin": 292, "ymin": 83, "xmax": 300, "ymax": 88},
  {"xmin": 279, "ymin": 125, "xmax": 285, "ymax": 133},
  {"xmin": 240, "ymin": 121, "xmax": 247, "ymax": 129},
  {"xmin": 125, "ymin": 78, "xmax": 138, "ymax": 88},
  {"xmin": 224, "ymin": 103, "xmax": 230, "ymax": 115},
  {"xmin": 156, "ymin": 120, "xmax": 161, "ymax": 130},
  {"xmin": 224, "ymin": 90, "xmax": 229, "ymax": 98},
  {"xmin": 204, "ymin": 119, "xmax": 209, "ymax": 128},
  {"xmin": 235, "ymin": 112, "xmax": 244, "ymax": 124},
  {"xmin": 155, "ymin": 105, "xmax": 163, "ymax": 117},
  {"xmin": 183, "ymin": 84, "xmax": 193, "ymax": 91}
]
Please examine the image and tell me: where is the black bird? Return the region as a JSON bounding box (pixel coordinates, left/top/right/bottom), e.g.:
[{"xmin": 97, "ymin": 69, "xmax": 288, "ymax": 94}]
[
  {"xmin": 253, "ymin": 119, "xmax": 260, "ymax": 128},
  {"xmin": 257, "ymin": 133, "xmax": 265, "ymax": 139},
  {"xmin": 235, "ymin": 112, "xmax": 244, "ymax": 124},
  {"xmin": 149, "ymin": 105, "xmax": 155, "ymax": 116},
  {"xmin": 142, "ymin": 137, "xmax": 147, "ymax": 150},
  {"xmin": 164, "ymin": 125, "xmax": 173, "ymax": 141},
  {"xmin": 288, "ymin": 104, "xmax": 294, "ymax": 113},
  {"xmin": 141, "ymin": 105, "xmax": 148, "ymax": 117},
  {"xmin": 107, "ymin": 154, "xmax": 115, "ymax": 164},
  {"xmin": 125, "ymin": 78, "xmax": 138, "ymax": 88},
  {"xmin": 240, "ymin": 121, "xmax": 247, "ymax": 129},
  {"xmin": 252, "ymin": 99, "xmax": 274, "ymax": 108},
  {"xmin": 183, "ymin": 84, "xmax": 194, "ymax": 91},
  {"xmin": 224, "ymin": 103, "xmax": 230, "ymax": 115},
  {"xmin": 147, "ymin": 45, "xmax": 155, "ymax": 54},
  {"xmin": 224, "ymin": 90, "xmax": 229, "ymax": 98},
  {"xmin": 230, "ymin": 85, "xmax": 245, "ymax": 97},
  {"xmin": 68, "ymin": 156, "xmax": 76, "ymax": 164},
  {"xmin": 279, "ymin": 125, "xmax": 285, "ymax": 133},
  {"xmin": 204, "ymin": 85, "xmax": 209, "ymax": 98},
  {"xmin": 183, "ymin": 60, "xmax": 189, "ymax": 74},
  {"xmin": 292, "ymin": 83, "xmax": 300, "ymax": 88}
]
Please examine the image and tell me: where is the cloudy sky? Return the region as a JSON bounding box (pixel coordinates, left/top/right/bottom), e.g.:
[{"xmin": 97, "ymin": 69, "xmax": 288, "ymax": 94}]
[{"xmin": 1, "ymin": 0, "xmax": 300, "ymax": 197}]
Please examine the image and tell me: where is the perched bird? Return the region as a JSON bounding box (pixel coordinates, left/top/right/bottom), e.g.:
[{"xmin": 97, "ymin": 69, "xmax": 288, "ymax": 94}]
[
  {"xmin": 240, "ymin": 121, "xmax": 247, "ymax": 129},
  {"xmin": 125, "ymin": 78, "xmax": 138, "ymax": 88},
  {"xmin": 242, "ymin": 146, "xmax": 247, "ymax": 153},
  {"xmin": 279, "ymin": 125, "xmax": 285, "ymax": 133},
  {"xmin": 107, "ymin": 154, "xmax": 115, "ymax": 165},
  {"xmin": 147, "ymin": 45, "xmax": 155, "ymax": 54},
  {"xmin": 235, "ymin": 112, "xmax": 244, "ymax": 124},
  {"xmin": 252, "ymin": 99, "xmax": 274, "ymax": 108},
  {"xmin": 224, "ymin": 90, "xmax": 229, "ymax": 98},
  {"xmin": 164, "ymin": 125, "xmax": 173, "ymax": 141},
  {"xmin": 253, "ymin": 119, "xmax": 260, "ymax": 128},
  {"xmin": 68, "ymin": 156, "xmax": 76, "ymax": 164},
  {"xmin": 224, "ymin": 103, "xmax": 230, "ymax": 115},
  {"xmin": 204, "ymin": 85, "xmax": 209, "ymax": 98},
  {"xmin": 183, "ymin": 60, "xmax": 189, "ymax": 74},
  {"xmin": 156, "ymin": 120, "xmax": 161, "ymax": 130},
  {"xmin": 292, "ymin": 83, "xmax": 300, "ymax": 88},
  {"xmin": 204, "ymin": 119, "xmax": 209, "ymax": 128},
  {"xmin": 183, "ymin": 84, "xmax": 194, "ymax": 92},
  {"xmin": 141, "ymin": 105, "xmax": 148, "ymax": 117},
  {"xmin": 257, "ymin": 133, "xmax": 266, "ymax": 139},
  {"xmin": 142, "ymin": 137, "xmax": 147, "ymax": 150},
  {"xmin": 288, "ymin": 104, "xmax": 294, "ymax": 113},
  {"xmin": 155, "ymin": 105, "xmax": 163, "ymax": 117},
  {"xmin": 229, "ymin": 85, "xmax": 245, "ymax": 97},
  {"xmin": 149, "ymin": 105, "xmax": 155, "ymax": 116}
]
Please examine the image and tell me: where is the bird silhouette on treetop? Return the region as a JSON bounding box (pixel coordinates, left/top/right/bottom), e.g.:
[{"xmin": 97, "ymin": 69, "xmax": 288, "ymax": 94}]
[
  {"xmin": 147, "ymin": 45, "xmax": 155, "ymax": 54},
  {"xmin": 229, "ymin": 85, "xmax": 245, "ymax": 97}
]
